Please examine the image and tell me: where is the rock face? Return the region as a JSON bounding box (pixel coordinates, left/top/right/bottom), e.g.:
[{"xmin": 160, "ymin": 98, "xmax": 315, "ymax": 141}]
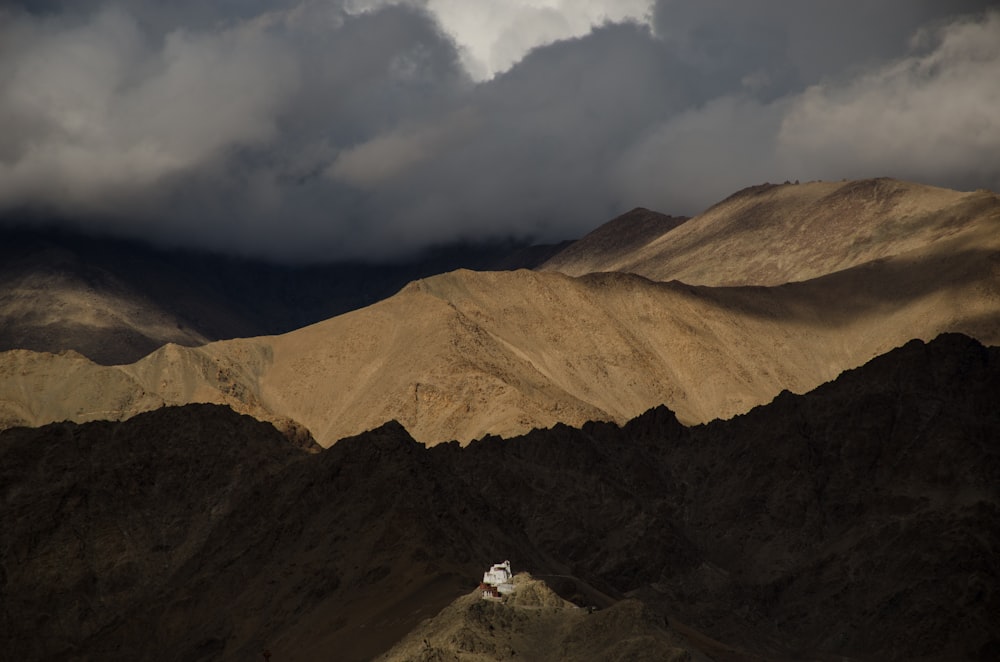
[{"xmin": 2, "ymin": 334, "xmax": 997, "ymax": 661}]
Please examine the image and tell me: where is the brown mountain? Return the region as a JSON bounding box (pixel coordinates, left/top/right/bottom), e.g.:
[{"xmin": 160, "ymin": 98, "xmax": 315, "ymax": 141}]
[
  {"xmin": 541, "ymin": 178, "xmax": 999, "ymax": 286},
  {"xmin": 2, "ymin": 234, "xmax": 996, "ymax": 445},
  {"xmin": 2, "ymin": 178, "xmax": 996, "ymax": 445},
  {"xmin": 539, "ymin": 207, "xmax": 689, "ymax": 275},
  {"xmin": 0, "ymin": 227, "xmax": 565, "ymax": 365},
  {"xmin": 3, "ymin": 334, "xmax": 997, "ymax": 661}
]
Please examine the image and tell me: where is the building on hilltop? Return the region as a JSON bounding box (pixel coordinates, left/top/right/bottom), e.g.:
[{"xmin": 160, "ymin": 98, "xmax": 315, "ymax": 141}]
[{"xmin": 480, "ymin": 560, "xmax": 515, "ymax": 599}]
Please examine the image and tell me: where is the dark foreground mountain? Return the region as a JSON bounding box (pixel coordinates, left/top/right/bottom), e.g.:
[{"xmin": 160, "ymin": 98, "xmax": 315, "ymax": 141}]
[
  {"xmin": 0, "ymin": 226, "xmax": 566, "ymax": 365},
  {"xmin": 377, "ymin": 574, "xmax": 704, "ymax": 662},
  {"xmin": 2, "ymin": 334, "xmax": 998, "ymax": 661}
]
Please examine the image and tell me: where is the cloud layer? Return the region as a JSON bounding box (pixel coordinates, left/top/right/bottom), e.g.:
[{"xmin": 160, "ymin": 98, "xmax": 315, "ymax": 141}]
[{"xmin": 1, "ymin": 0, "xmax": 998, "ymax": 261}]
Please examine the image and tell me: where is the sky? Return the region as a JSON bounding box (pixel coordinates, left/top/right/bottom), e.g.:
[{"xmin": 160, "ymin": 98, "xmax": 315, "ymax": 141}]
[{"xmin": 1, "ymin": 0, "xmax": 998, "ymax": 262}]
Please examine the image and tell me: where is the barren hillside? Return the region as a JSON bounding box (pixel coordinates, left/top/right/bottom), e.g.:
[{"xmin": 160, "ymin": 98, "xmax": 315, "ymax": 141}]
[
  {"xmin": 377, "ymin": 574, "xmax": 706, "ymax": 662},
  {"xmin": 541, "ymin": 207, "xmax": 688, "ymax": 275},
  {"xmin": 2, "ymin": 179, "xmax": 996, "ymax": 445},
  {"xmin": 542, "ymin": 178, "xmax": 1000, "ymax": 286},
  {"xmin": 3, "ymin": 334, "xmax": 997, "ymax": 661},
  {"xmin": 0, "ymin": 228, "xmax": 563, "ymax": 365},
  {"xmin": 0, "ymin": 242, "xmax": 212, "ymax": 364},
  {"xmin": 1, "ymin": 232, "xmax": 995, "ymax": 445}
]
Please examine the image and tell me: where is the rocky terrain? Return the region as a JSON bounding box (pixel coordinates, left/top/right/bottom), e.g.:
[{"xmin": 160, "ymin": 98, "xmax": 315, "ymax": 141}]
[
  {"xmin": 377, "ymin": 574, "xmax": 705, "ymax": 662},
  {"xmin": 0, "ymin": 226, "xmax": 565, "ymax": 365},
  {"xmin": 539, "ymin": 207, "xmax": 689, "ymax": 276},
  {"xmin": 1, "ymin": 227, "xmax": 996, "ymax": 445},
  {"xmin": 3, "ymin": 179, "xmax": 995, "ymax": 446},
  {"xmin": 2, "ymin": 177, "xmax": 998, "ymax": 661},
  {"xmin": 3, "ymin": 333, "xmax": 997, "ymax": 661},
  {"xmin": 541, "ymin": 178, "xmax": 999, "ymax": 286}
]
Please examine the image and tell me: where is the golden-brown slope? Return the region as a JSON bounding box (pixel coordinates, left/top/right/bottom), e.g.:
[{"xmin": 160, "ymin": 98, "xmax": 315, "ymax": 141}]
[
  {"xmin": 541, "ymin": 178, "xmax": 1000, "ymax": 286},
  {"xmin": 1, "ymin": 199, "xmax": 996, "ymax": 447}
]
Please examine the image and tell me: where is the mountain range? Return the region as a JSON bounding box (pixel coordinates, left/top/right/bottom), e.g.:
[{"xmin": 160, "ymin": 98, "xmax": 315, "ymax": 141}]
[
  {"xmin": 3, "ymin": 333, "xmax": 997, "ymax": 661},
  {"xmin": 2, "ymin": 177, "xmax": 999, "ymax": 661},
  {"xmin": 1, "ymin": 178, "xmax": 997, "ymax": 446},
  {"xmin": 0, "ymin": 226, "xmax": 566, "ymax": 365}
]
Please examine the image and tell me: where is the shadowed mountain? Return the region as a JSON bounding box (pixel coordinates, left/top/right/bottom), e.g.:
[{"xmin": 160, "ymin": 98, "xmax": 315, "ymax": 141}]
[
  {"xmin": 541, "ymin": 178, "xmax": 1000, "ymax": 286},
  {"xmin": 2, "ymin": 334, "xmax": 998, "ymax": 661},
  {"xmin": 0, "ymin": 226, "xmax": 566, "ymax": 365},
  {"xmin": 377, "ymin": 574, "xmax": 708, "ymax": 662},
  {"xmin": 540, "ymin": 207, "xmax": 688, "ymax": 275}
]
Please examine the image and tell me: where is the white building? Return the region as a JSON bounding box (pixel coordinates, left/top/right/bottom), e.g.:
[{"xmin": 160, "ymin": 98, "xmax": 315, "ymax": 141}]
[{"xmin": 480, "ymin": 560, "xmax": 515, "ymax": 599}]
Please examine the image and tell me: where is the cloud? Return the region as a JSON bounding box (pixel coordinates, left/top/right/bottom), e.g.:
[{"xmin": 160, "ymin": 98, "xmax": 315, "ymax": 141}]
[
  {"xmin": 613, "ymin": 95, "xmax": 790, "ymax": 214},
  {"xmin": 328, "ymin": 109, "xmax": 478, "ymax": 188},
  {"xmin": 0, "ymin": 1, "xmax": 997, "ymax": 261},
  {"xmin": 777, "ymin": 11, "xmax": 1000, "ymax": 188},
  {"xmin": 0, "ymin": 6, "xmax": 296, "ymax": 210},
  {"xmin": 424, "ymin": 0, "xmax": 654, "ymax": 80},
  {"xmin": 614, "ymin": 7, "xmax": 1000, "ymax": 214}
]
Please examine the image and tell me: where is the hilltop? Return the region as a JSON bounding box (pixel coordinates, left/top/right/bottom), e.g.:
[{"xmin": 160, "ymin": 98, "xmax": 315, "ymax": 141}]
[{"xmin": 542, "ymin": 178, "xmax": 999, "ymax": 285}]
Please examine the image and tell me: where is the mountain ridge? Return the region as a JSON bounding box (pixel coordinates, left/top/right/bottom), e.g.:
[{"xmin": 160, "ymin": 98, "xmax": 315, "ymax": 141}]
[
  {"xmin": 3, "ymin": 333, "xmax": 997, "ymax": 661},
  {"xmin": 541, "ymin": 178, "xmax": 1000, "ymax": 286},
  {"xmin": 2, "ymin": 223, "xmax": 996, "ymax": 445},
  {"xmin": 0, "ymin": 226, "xmax": 566, "ymax": 365},
  {"xmin": 1, "ymin": 177, "xmax": 996, "ymax": 447}
]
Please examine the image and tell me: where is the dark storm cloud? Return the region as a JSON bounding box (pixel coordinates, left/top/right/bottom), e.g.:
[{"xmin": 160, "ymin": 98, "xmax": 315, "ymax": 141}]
[
  {"xmin": 618, "ymin": 3, "xmax": 1000, "ymax": 213},
  {"xmin": 0, "ymin": 1, "xmax": 998, "ymax": 261}
]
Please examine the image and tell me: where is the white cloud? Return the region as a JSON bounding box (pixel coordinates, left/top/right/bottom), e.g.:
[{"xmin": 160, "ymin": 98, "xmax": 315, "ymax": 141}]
[
  {"xmin": 613, "ymin": 9, "xmax": 1000, "ymax": 215},
  {"xmin": 0, "ymin": 6, "xmax": 296, "ymax": 212},
  {"xmin": 424, "ymin": 0, "xmax": 654, "ymax": 79},
  {"xmin": 777, "ymin": 10, "xmax": 1000, "ymax": 187}
]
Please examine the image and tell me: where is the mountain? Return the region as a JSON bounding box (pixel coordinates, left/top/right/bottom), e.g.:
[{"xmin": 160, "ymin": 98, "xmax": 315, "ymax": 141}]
[
  {"xmin": 541, "ymin": 178, "xmax": 1000, "ymax": 286},
  {"xmin": 2, "ymin": 229, "xmax": 997, "ymax": 445},
  {"xmin": 0, "ymin": 226, "xmax": 566, "ymax": 365},
  {"xmin": 8, "ymin": 178, "xmax": 992, "ymax": 369},
  {"xmin": 2, "ymin": 178, "xmax": 996, "ymax": 445},
  {"xmin": 539, "ymin": 207, "xmax": 688, "ymax": 275},
  {"xmin": 3, "ymin": 334, "xmax": 998, "ymax": 661},
  {"xmin": 376, "ymin": 574, "xmax": 706, "ymax": 662}
]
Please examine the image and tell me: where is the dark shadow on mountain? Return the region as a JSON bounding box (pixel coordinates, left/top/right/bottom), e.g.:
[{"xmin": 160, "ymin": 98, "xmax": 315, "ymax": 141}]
[
  {"xmin": 0, "ymin": 225, "xmax": 570, "ymax": 364},
  {"xmin": 541, "ymin": 207, "xmax": 689, "ymax": 270},
  {"xmin": 679, "ymin": 245, "xmax": 999, "ymax": 329},
  {"xmin": 2, "ymin": 334, "xmax": 998, "ymax": 661}
]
